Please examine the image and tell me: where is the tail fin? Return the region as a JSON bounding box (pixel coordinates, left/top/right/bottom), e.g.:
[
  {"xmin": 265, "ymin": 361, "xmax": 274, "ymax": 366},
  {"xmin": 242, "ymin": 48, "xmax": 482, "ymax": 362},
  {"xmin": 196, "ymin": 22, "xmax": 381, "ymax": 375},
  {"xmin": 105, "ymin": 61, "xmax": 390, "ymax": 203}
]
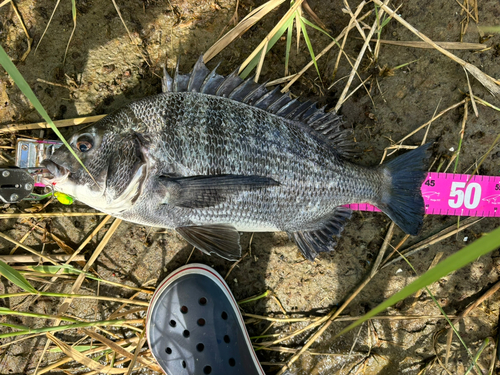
[{"xmin": 377, "ymin": 143, "xmax": 431, "ymax": 235}]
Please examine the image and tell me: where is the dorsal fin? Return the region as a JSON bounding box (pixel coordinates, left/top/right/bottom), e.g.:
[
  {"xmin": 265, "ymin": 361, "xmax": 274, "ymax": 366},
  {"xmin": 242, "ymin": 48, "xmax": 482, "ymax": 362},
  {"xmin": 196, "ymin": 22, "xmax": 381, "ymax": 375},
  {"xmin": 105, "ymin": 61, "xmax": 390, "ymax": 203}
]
[{"xmin": 162, "ymin": 56, "xmax": 356, "ymax": 158}]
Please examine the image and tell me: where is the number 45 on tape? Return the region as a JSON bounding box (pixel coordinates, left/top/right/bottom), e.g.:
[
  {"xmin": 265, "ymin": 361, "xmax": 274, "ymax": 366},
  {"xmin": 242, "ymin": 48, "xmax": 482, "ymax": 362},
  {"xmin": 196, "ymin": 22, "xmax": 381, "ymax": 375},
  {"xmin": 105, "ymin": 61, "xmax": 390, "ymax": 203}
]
[{"xmin": 347, "ymin": 173, "xmax": 500, "ymax": 217}]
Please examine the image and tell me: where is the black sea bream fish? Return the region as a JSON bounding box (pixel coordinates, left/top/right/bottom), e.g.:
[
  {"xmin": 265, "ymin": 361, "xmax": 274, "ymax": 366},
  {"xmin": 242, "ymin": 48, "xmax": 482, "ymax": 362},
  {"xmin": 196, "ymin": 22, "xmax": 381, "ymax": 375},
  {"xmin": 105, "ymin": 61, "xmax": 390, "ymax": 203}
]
[{"xmin": 42, "ymin": 57, "xmax": 430, "ymax": 261}]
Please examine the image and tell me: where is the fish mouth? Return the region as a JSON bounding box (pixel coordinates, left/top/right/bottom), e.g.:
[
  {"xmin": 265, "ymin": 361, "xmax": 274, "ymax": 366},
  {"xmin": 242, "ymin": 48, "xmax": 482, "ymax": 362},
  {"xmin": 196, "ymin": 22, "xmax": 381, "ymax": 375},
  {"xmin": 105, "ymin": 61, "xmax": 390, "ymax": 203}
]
[{"xmin": 40, "ymin": 160, "xmax": 70, "ymax": 185}]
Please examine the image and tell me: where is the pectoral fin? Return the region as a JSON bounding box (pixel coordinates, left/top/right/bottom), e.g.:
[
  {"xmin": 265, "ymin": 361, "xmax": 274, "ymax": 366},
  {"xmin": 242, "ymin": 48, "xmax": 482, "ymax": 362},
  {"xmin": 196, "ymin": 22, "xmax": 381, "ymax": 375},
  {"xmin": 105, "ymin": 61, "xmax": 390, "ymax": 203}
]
[
  {"xmin": 176, "ymin": 224, "xmax": 241, "ymax": 261},
  {"xmin": 159, "ymin": 174, "xmax": 279, "ymax": 208}
]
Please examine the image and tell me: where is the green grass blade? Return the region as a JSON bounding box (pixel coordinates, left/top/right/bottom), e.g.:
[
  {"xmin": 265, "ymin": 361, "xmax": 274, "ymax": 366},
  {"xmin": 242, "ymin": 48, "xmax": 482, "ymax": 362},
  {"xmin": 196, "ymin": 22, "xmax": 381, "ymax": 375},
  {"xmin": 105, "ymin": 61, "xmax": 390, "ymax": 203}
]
[
  {"xmin": 477, "ymin": 26, "xmax": 500, "ymax": 33},
  {"xmin": 0, "ymin": 322, "xmax": 31, "ymax": 331},
  {"xmin": 300, "ymin": 17, "xmax": 334, "ymax": 40},
  {"xmin": 399, "ymin": 252, "xmax": 473, "ymax": 360},
  {"xmin": 63, "ymin": 0, "xmax": 77, "ymax": 64},
  {"xmin": 238, "ymin": 290, "xmax": 270, "ymax": 305},
  {"xmin": 0, "ymin": 260, "xmax": 37, "ymax": 293},
  {"xmin": 0, "ymin": 319, "xmax": 130, "ymax": 339},
  {"xmin": 240, "ymin": 14, "xmax": 294, "ymax": 79},
  {"xmin": 285, "ymin": 21, "xmax": 293, "ymax": 76},
  {"xmin": 29, "ymin": 264, "xmax": 95, "ymax": 279},
  {"xmin": 49, "ymin": 345, "xmax": 102, "ymax": 353},
  {"xmin": 0, "ymin": 45, "xmax": 92, "ymax": 179},
  {"xmin": 299, "ymin": 17, "xmax": 320, "ymax": 80},
  {"xmin": 0, "ymin": 306, "xmax": 78, "ymax": 322},
  {"xmin": 465, "ymin": 338, "xmax": 490, "ymax": 375},
  {"xmin": 454, "ymin": 136, "xmax": 464, "ymax": 173},
  {"xmin": 336, "ymin": 225, "xmax": 500, "ymax": 338}
]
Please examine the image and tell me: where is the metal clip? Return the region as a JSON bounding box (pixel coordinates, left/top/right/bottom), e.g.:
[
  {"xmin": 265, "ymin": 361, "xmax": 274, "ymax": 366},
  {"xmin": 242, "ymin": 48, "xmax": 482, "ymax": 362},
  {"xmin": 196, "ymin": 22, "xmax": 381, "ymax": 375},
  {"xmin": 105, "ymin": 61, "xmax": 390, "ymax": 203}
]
[{"xmin": 0, "ymin": 168, "xmax": 35, "ymax": 203}]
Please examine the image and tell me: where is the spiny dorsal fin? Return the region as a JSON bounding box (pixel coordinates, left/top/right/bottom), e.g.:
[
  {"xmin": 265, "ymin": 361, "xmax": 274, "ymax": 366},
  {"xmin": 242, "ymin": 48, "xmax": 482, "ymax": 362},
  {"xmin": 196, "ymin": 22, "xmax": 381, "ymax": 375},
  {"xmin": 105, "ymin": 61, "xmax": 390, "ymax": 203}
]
[{"xmin": 163, "ymin": 56, "xmax": 356, "ymax": 158}]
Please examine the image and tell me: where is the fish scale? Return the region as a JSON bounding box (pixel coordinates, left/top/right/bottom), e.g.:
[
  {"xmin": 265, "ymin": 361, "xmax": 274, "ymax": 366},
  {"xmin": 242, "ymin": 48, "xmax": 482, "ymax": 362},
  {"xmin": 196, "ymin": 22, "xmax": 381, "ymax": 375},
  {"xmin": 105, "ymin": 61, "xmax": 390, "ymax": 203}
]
[{"xmin": 43, "ymin": 57, "xmax": 430, "ymax": 261}]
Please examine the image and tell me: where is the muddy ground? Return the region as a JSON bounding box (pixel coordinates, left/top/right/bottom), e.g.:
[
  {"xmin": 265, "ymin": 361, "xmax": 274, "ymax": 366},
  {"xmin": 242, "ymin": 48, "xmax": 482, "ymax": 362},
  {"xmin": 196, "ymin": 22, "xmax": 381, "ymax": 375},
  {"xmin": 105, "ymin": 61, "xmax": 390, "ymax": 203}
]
[{"xmin": 0, "ymin": 0, "xmax": 500, "ymax": 374}]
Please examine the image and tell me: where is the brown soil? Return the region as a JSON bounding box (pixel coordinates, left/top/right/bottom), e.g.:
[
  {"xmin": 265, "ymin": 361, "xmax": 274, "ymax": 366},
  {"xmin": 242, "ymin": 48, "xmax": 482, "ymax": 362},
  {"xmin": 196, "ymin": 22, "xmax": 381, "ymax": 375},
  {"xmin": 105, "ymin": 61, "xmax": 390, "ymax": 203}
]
[{"xmin": 0, "ymin": 0, "xmax": 500, "ymax": 374}]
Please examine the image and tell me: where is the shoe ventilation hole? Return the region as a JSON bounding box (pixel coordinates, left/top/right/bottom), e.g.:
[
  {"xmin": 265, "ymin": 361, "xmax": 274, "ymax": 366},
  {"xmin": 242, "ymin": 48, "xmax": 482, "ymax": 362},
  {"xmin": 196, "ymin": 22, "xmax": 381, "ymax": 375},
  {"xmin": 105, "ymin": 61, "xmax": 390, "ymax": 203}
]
[
  {"xmin": 165, "ymin": 347, "xmax": 172, "ymax": 354},
  {"xmin": 197, "ymin": 318, "xmax": 205, "ymax": 326},
  {"xmin": 182, "ymin": 360, "xmax": 186, "ymax": 368},
  {"xmin": 203, "ymin": 366, "xmax": 212, "ymax": 374},
  {"xmin": 199, "ymin": 297, "xmax": 207, "ymax": 305},
  {"xmin": 224, "ymin": 335, "xmax": 230, "ymax": 343},
  {"xmin": 183, "ymin": 330, "xmax": 190, "ymax": 338},
  {"xmin": 180, "ymin": 305, "xmax": 188, "ymax": 314},
  {"xmin": 196, "ymin": 343, "xmax": 204, "ymax": 352},
  {"xmin": 169, "ymin": 320, "xmax": 176, "ymax": 327},
  {"xmin": 229, "ymin": 358, "xmax": 235, "ymax": 367},
  {"xmin": 221, "ymin": 311, "xmax": 228, "ymax": 320}
]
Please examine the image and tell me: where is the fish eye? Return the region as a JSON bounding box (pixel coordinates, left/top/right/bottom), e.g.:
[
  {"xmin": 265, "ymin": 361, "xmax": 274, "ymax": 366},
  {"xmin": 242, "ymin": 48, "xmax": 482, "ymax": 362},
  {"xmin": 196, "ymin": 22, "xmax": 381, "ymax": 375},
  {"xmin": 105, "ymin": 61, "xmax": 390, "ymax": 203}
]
[{"xmin": 76, "ymin": 136, "xmax": 94, "ymax": 153}]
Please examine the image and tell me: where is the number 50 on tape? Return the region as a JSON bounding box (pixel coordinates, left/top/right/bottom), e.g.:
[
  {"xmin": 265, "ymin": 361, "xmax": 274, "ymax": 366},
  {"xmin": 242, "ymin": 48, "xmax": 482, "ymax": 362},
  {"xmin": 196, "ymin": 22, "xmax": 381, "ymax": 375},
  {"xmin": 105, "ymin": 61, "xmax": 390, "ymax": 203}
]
[{"xmin": 347, "ymin": 173, "xmax": 500, "ymax": 217}]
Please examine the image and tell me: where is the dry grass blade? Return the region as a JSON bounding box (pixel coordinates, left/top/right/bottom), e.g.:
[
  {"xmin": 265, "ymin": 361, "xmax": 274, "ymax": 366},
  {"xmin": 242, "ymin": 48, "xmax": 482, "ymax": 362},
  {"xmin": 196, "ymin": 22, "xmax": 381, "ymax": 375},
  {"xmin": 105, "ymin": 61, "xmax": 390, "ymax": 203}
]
[
  {"xmin": 453, "ymin": 102, "xmax": 468, "ymax": 173},
  {"xmin": 37, "ymin": 78, "xmax": 76, "ymax": 91},
  {"xmin": 34, "ymin": 0, "xmax": 61, "ymax": 54},
  {"xmin": 0, "ymin": 212, "xmax": 106, "ymax": 219},
  {"xmin": 125, "ymin": 329, "xmax": 147, "ymax": 375},
  {"xmin": 10, "ymin": 0, "xmax": 32, "ymax": 62},
  {"xmin": 63, "ymin": 0, "xmax": 77, "ymax": 64},
  {"xmin": 108, "ymin": 291, "xmax": 148, "ymax": 320},
  {"xmin": 302, "ymin": 0, "xmax": 327, "ymax": 30},
  {"xmin": 46, "ymin": 332, "xmax": 126, "ymax": 374},
  {"xmin": 58, "ymin": 218, "xmax": 122, "ymax": 316},
  {"xmin": 382, "ymin": 217, "xmax": 482, "ymax": 269},
  {"xmin": 255, "ymin": 40, "xmax": 269, "ymax": 82},
  {"xmin": 225, "ymin": 251, "xmax": 249, "ymax": 280},
  {"xmin": 371, "ymin": 222, "xmax": 394, "ymax": 277},
  {"xmin": 265, "ymin": 74, "xmax": 298, "ymax": 87},
  {"xmin": 239, "ymin": 0, "xmax": 305, "ymax": 75},
  {"xmin": 0, "ymin": 291, "xmax": 149, "ymax": 306},
  {"xmin": 0, "ymin": 254, "xmax": 85, "ymax": 263},
  {"xmin": 467, "ymin": 133, "xmax": 500, "ymax": 181},
  {"xmin": 37, "ymin": 336, "xmax": 141, "ymax": 374},
  {"xmin": 275, "ymin": 221, "xmax": 395, "ymax": 374},
  {"xmin": 334, "ymin": 0, "xmax": 390, "ymax": 112},
  {"xmin": 107, "ymin": 307, "xmax": 147, "ymax": 319},
  {"xmin": 258, "ymin": 309, "xmax": 336, "ymax": 348},
  {"xmin": 262, "ymin": 346, "xmax": 362, "ymax": 356},
  {"xmin": 329, "ymin": 1, "xmax": 367, "ymax": 82},
  {"xmin": 244, "ymin": 312, "xmax": 320, "ymax": 322},
  {"xmin": 83, "ymin": 329, "xmax": 161, "ymax": 372},
  {"xmin": 464, "ymin": 67, "xmax": 478, "ymax": 117},
  {"xmin": 282, "ymin": 6, "xmax": 372, "ymax": 93},
  {"xmin": 372, "ymin": 0, "xmax": 500, "ymax": 96},
  {"xmin": 9, "ymin": 220, "xmax": 37, "ymax": 256},
  {"xmin": 370, "ymin": 39, "xmax": 485, "ymax": 50},
  {"xmin": 33, "ymin": 217, "xmax": 121, "ymax": 370},
  {"xmin": 111, "ymin": 0, "xmax": 149, "ymax": 67},
  {"xmin": 392, "ymin": 99, "xmax": 467, "ymax": 149},
  {"xmin": 204, "ymin": 0, "xmax": 286, "ymax": 62},
  {"xmin": 450, "ymin": 279, "xmax": 500, "ymax": 330},
  {"xmin": 35, "ymin": 215, "xmax": 111, "ymax": 297},
  {"xmin": 0, "ymin": 115, "xmax": 105, "ymax": 134},
  {"xmin": 0, "ymin": 232, "xmax": 59, "ymax": 265},
  {"xmin": 343, "ymin": 0, "xmax": 370, "ymax": 51}
]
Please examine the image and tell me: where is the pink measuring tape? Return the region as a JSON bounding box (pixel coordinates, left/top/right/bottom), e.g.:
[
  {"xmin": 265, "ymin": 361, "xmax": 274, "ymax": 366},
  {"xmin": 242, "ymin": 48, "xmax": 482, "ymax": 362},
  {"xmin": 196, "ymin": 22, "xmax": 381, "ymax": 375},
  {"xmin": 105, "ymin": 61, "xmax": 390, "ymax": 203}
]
[{"xmin": 346, "ymin": 173, "xmax": 500, "ymax": 217}]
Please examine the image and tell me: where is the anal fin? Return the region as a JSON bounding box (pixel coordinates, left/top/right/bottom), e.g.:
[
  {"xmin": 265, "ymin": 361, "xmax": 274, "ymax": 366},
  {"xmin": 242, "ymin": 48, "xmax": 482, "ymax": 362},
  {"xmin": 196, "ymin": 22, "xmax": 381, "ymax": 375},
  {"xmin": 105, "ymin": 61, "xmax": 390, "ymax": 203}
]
[
  {"xmin": 289, "ymin": 207, "xmax": 352, "ymax": 261},
  {"xmin": 176, "ymin": 224, "xmax": 241, "ymax": 261}
]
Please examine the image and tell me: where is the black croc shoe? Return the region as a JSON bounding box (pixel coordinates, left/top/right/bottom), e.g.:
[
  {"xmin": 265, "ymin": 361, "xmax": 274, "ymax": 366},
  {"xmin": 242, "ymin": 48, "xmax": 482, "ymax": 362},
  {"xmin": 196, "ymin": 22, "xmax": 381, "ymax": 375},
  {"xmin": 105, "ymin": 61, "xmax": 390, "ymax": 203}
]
[{"xmin": 146, "ymin": 263, "xmax": 265, "ymax": 375}]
